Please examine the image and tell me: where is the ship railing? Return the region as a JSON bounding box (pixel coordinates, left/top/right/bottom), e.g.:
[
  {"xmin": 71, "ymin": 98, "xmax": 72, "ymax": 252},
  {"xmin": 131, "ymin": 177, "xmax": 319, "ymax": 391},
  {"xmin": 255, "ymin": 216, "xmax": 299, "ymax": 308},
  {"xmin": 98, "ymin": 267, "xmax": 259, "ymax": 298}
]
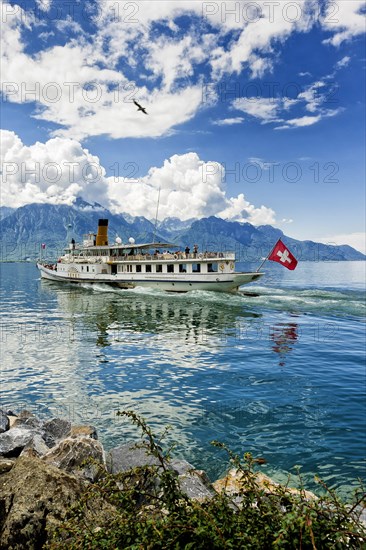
[{"xmin": 106, "ymin": 252, "xmax": 236, "ymax": 262}]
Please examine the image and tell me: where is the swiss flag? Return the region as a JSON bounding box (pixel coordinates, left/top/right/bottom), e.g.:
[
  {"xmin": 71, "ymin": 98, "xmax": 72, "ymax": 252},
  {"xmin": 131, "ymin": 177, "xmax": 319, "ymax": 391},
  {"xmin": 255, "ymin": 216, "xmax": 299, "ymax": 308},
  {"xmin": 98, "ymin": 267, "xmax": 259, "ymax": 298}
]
[
  {"xmin": 268, "ymin": 239, "xmax": 298, "ymax": 270},
  {"xmin": 41, "ymin": 243, "xmax": 46, "ymax": 249}
]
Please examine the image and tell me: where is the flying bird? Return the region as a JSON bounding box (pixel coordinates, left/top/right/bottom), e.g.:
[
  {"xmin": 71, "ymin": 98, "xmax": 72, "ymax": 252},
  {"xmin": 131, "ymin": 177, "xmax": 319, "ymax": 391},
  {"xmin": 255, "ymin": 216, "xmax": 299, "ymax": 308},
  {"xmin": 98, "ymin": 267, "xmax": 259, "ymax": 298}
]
[{"xmin": 133, "ymin": 99, "xmax": 148, "ymax": 115}]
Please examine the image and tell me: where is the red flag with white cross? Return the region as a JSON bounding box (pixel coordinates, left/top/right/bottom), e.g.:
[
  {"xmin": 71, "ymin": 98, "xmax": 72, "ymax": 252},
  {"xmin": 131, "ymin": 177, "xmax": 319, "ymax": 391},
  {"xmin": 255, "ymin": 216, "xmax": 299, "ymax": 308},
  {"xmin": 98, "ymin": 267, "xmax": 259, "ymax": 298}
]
[{"xmin": 268, "ymin": 239, "xmax": 298, "ymax": 270}]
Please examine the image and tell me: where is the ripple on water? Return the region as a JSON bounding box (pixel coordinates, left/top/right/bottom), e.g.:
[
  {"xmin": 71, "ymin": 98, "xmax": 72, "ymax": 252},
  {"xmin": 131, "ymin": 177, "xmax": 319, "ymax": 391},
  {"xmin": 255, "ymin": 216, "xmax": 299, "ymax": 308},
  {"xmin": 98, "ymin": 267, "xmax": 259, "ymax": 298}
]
[{"xmin": 0, "ymin": 262, "xmax": 365, "ymax": 495}]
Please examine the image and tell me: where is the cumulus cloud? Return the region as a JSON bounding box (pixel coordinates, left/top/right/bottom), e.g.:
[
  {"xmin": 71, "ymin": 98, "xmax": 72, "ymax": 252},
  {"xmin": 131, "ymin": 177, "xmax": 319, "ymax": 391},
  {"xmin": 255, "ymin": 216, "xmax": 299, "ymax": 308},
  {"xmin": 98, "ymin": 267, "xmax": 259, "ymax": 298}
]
[
  {"xmin": 0, "ymin": 130, "xmax": 108, "ymax": 208},
  {"xmin": 107, "ymin": 152, "xmax": 276, "ymax": 224},
  {"xmin": 0, "ymin": 130, "xmax": 276, "ymax": 225},
  {"xmin": 218, "ymin": 194, "xmax": 276, "ymax": 225}
]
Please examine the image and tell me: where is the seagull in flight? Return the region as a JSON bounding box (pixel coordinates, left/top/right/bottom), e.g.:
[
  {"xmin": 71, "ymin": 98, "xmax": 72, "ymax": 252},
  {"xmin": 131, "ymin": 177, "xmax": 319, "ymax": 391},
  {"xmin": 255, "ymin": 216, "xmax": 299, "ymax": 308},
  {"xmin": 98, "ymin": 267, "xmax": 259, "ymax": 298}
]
[{"xmin": 133, "ymin": 99, "xmax": 148, "ymax": 115}]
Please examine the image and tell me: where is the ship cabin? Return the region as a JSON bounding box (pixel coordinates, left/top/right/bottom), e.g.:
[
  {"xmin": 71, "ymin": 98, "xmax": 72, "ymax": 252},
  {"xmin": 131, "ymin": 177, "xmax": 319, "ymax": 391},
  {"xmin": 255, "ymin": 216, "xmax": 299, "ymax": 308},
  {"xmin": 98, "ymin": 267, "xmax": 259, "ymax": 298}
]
[{"xmin": 56, "ymin": 220, "xmax": 236, "ymax": 278}]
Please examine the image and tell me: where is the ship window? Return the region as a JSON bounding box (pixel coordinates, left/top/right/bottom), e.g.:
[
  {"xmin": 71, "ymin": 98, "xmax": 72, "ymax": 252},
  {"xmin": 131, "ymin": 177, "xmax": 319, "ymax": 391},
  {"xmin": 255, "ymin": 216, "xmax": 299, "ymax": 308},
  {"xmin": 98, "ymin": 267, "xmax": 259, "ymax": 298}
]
[
  {"xmin": 156, "ymin": 264, "xmax": 163, "ymax": 273},
  {"xmin": 145, "ymin": 264, "xmax": 152, "ymax": 273},
  {"xmin": 192, "ymin": 263, "xmax": 201, "ymax": 273},
  {"xmin": 167, "ymin": 264, "xmax": 174, "ymax": 273},
  {"xmin": 136, "ymin": 265, "xmax": 142, "ymax": 273},
  {"xmin": 86, "ymin": 266, "xmax": 89, "ymax": 272},
  {"xmin": 208, "ymin": 263, "xmax": 218, "ymax": 272},
  {"xmin": 125, "ymin": 264, "xmax": 132, "ymax": 273},
  {"xmin": 179, "ymin": 264, "xmax": 187, "ymax": 273}
]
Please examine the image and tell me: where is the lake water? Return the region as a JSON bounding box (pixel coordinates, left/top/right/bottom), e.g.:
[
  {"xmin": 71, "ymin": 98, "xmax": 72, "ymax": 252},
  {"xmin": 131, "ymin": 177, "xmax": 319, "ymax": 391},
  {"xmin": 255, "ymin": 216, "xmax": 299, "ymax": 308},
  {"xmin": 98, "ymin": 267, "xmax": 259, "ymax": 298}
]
[{"xmin": 0, "ymin": 261, "xmax": 365, "ymax": 495}]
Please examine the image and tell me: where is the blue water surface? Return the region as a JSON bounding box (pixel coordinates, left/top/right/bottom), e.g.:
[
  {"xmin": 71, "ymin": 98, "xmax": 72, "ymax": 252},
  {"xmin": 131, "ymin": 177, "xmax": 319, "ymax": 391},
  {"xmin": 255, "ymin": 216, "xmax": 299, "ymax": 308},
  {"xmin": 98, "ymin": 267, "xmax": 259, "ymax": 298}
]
[{"xmin": 0, "ymin": 261, "xmax": 365, "ymax": 496}]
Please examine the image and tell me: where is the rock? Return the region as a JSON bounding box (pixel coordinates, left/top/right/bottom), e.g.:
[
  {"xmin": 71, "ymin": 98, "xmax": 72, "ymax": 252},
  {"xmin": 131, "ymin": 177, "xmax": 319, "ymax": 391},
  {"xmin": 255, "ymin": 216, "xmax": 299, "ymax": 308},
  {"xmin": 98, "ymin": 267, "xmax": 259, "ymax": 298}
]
[
  {"xmin": 0, "ymin": 459, "xmax": 14, "ymax": 475},
  {"xmin": 213, "ymin": 468, "xmax": 316, "ymax": 502},
  {"xmin": 7, "ymin": 416, "xmax": 17, "ymax": 429},
  {"xmin": 12, "ymin": 414, "xmax": 43, "ymax": 431},
  {"xmin": 107, "ymin": 443, "xmax": 162, "ymax": 474},
  {"xmin": 42, "ymin": 436, "xmax": 106, "ymax": 481},
  {"xmin": 0, "ymin": 452, "xmax": 88, "ymax": 549},
  {"xmin": 42, "ymin": 418, "xmax": 71, "ymax": 447},
  {"xmin": 0, "ymin": 412, "xmax": 9, "ymax": 434},
  {"xmin": 0, "ymin": 409, "xmax": 17, "ymax": 417},
  {"xmin": 70, "ymin": 425, "xmax": 98, "ymax": 439},
  {"xmin": 170, "ymin": 459, "xmax": 215, "ymax": 501},
  {"xmin": 356, "ymin": 506, "xmax": 366, "ymax": 529},
  {"xmin": 0, "ymin": 427, "xmax": 35, "ymax": 457},
  {"xmin": 107, "ymin": 447, "xmax": 215, "ymax": 501},
  {"xmin": 21, "ymin": 434, "xmax": 49, "ymax": 457}
]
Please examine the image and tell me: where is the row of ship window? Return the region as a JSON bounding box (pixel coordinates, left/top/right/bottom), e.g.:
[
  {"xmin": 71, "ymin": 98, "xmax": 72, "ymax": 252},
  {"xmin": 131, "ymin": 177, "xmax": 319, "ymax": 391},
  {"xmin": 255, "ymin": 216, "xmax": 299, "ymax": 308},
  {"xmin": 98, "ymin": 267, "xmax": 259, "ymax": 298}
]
[
  {"xmin": 73, "ymin": 263, "xmax": 219, "ymax": 274},
  {"xmin": 116, "ymin": 263, "xmax": 219, "ymax": 274}
]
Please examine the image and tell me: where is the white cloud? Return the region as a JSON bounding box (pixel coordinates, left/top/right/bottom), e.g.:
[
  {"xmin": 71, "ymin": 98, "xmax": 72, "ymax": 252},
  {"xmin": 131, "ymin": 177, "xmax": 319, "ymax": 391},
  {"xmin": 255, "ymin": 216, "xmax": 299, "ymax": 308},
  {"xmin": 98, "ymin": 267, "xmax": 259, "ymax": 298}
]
[
  {"xmin": 1, "ymin": 0, "xmax": 364, "ymax": 141},
  {"xmin": 209, "ymin": 0, "xmax": 318, "ymax": 78},
  {"xmin": 248, "ymin": 157, "xmax": 273, "ymax": 170},
  {"xmin": 108, "ymin": 152, "xmax": 276, "ymax": 224},
  {"xmin": 297, "ymin": 80, "xmax": 328, "ymax": 112},
  {"xmin": 233, "ymin": 97, "xmax": 282, "ymax": 123},
  {"xmin": 212, "ymin": 117, "xmax": 245, "ymax": 126},
  {"xmin": 336, "ymin": 56, "xmax": 351, "ymax": 69},
  {"xmin": 322, "ymin": 1, "xmax": 366, "ymax": 46},
  {"xmin": 234, "ymin": 77, "xmax": 343, "ymax": 129},
  {"xmin": 0, "ymin": 130, "xmax": 108, "ymax": 208},
  {"xmin": 315, "ymin": 233, "xmax": 366, "ymax": 254},
  {"xmin": 274, "ymin": 115, "xmax": 322, "ymax": 129},
  {"xmin": 275, "ymin": 109, "xmax": 342, "ymax": 129},
  {"xmin": 218, "ymin": 194, "xmax": 276, "ymax": 225},
  {"xmin": 36, "ymin": 0, "xmax": 51, "ymax": 12},
  {"xmin": 0, "ymin": 131, "xmax": 276, "ymax": 225}
]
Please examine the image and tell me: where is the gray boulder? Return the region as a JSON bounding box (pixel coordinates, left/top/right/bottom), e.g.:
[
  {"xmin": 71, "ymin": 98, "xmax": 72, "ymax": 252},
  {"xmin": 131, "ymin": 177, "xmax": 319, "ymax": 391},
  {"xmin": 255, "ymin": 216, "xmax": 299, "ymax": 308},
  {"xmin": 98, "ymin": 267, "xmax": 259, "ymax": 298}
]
[
  {"xmin": 107, "ymin": 445, "xmax": 215, "ymax": 501},
  {"xmin": 170, "ymin": 459, "xmax": 215, "ymax": 501},
  {"xmin": 21, "ymin": 434, "xmax": 49, "ymax": 457},
  {"xmin": 42, "ymin": 418, "xmax": 71, "ymax": 447},
  {"xmin": 42, "ymin": 436, "xmax": 106, "ymax": 481},
  {"xmin": 0, "ymin": 412, "xmax": 9, "ymax": 434},
  {"xmin": 107, "ymin": 442, "xmax": 162, "ymax": 474},
  {"xmin": 0, "ymin": 427, "xmax": 36, "ymax": 457}
]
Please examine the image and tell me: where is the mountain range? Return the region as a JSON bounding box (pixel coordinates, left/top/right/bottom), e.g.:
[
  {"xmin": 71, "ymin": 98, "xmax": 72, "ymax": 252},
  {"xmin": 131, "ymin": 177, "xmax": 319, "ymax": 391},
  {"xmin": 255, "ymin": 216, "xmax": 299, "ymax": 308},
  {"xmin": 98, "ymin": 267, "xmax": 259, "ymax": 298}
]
[{"xmin": 0, "ymin": 198, "xmax": 364, "ymax": 262}]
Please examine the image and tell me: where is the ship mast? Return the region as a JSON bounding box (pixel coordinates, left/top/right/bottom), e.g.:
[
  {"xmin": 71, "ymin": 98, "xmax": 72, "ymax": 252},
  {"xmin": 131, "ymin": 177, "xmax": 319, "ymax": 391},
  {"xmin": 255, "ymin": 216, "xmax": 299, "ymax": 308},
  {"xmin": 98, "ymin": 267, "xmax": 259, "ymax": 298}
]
[{"xmin": 153, "ymin": 186, "xmax": 161, "ymax": 242}]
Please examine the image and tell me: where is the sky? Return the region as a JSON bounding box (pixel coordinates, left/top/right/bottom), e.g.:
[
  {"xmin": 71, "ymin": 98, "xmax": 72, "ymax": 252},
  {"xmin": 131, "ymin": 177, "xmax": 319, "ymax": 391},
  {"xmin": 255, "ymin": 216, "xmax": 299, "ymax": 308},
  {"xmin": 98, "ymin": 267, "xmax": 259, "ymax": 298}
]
[{"xmin": 0, "ymin": 0, "xmax": 365, "ymax": 252}]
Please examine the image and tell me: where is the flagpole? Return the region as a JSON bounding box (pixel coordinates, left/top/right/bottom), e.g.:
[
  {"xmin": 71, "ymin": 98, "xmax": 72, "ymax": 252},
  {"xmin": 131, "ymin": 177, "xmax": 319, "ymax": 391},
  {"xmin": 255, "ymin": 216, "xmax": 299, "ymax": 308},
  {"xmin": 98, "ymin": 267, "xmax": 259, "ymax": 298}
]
[{"xmin": 255, "ymin": 240, "xmax": 278, "ymax": 272}]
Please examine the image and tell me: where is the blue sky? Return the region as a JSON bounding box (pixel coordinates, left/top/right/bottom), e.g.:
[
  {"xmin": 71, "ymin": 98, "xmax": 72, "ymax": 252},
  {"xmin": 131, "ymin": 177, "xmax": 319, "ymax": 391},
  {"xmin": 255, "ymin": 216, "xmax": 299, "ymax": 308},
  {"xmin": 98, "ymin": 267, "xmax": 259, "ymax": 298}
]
[{"xmin": 1, "ymin": 0, "xmax": 365, "ymax": 251}]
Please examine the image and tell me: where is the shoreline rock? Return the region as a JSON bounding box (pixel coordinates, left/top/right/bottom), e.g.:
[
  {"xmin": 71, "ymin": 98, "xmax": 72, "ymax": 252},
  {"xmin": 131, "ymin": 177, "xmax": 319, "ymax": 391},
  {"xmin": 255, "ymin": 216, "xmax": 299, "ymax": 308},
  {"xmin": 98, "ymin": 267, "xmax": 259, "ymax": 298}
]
[{"xmin": 0, "ymin": 409, "xmax": 364, "ymax": 548}]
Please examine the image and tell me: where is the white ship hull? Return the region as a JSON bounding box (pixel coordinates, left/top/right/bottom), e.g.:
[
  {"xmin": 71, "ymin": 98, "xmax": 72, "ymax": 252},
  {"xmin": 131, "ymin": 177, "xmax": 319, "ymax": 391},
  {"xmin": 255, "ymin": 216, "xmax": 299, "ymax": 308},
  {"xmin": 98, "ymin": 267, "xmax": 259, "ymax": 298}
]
[{"xmin": 37, "ymin": 264, "xmax": 263, "ymax": 293}]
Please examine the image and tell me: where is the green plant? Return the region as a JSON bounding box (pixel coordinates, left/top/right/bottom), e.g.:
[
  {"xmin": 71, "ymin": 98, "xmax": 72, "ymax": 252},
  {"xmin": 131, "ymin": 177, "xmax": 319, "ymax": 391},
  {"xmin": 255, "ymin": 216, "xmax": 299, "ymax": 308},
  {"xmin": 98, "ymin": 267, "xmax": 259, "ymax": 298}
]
[{"xmin": 46, "ymin": 411, "xmax": 366, "ymax": 549}]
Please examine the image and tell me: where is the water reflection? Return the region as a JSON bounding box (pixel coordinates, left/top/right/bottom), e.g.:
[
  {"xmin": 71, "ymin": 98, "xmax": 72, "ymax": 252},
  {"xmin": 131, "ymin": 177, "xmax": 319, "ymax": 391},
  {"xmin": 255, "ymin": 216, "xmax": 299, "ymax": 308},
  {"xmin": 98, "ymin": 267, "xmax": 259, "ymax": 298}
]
[
  {"xmin": 24, "ymin": 281, "xmax": 266, "ymax": 444},
  {"xmin": 270, "ymin": 322, "xmax": 299, "ymax": 367},
  {"xmin": 1, "ymin": 265, "xmax": 365, "ymax": 494},
  {"xmin": 44, "ymin": 282, "xmax": 262, "ymax": 347}
]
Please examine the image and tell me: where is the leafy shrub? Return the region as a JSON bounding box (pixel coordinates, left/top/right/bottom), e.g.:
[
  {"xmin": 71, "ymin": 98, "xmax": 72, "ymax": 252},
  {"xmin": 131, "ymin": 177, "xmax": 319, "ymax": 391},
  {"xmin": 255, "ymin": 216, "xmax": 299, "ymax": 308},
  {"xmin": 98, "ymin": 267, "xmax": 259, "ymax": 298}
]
[{"xmin": 46, "ymin": 411, "xmax": 366, "ymax": 549}]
